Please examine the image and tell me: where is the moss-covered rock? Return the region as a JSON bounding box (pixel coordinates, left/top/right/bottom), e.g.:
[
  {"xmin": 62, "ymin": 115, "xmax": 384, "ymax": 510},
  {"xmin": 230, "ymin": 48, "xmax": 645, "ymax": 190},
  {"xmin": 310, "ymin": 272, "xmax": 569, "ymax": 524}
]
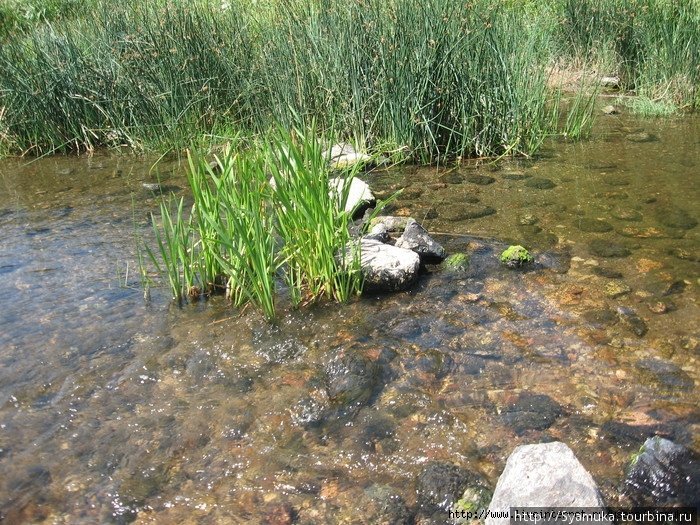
[
  {"xmin": 442, "ymin": 253, "xmax": 470, "ymax": 272},
  {"xmin": 500, "ymin": 245, "xmax": 533, "ymax": 268}
]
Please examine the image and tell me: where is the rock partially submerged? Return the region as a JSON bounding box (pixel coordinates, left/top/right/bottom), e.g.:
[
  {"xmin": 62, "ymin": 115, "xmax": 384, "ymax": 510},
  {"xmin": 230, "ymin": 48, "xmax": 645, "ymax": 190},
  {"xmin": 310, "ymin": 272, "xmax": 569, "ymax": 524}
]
[
  {"xmin": 500, "ymin": 245, "xmax": 533, "ymax": 268},
  {"xmin": 352, "ymin": 239, "xmax": 421, "ymax": 292},
  {"xmin": 395, "ymin": 219, "xmax": 446, "ymax": 263},
  {"xmin": 622, "ymin": 437, "xmax": 700, "ymax": 507},
  {"xmin": 486, "ymin": 442, "xmax": 604, "ymax": 525}
]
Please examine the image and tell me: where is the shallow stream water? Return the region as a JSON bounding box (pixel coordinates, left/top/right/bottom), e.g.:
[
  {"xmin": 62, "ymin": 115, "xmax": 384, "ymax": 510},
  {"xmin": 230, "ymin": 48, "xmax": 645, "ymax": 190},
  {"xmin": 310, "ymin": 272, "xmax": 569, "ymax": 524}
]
[{"xmin": 0, "ymin": 111, "xmax": 698, "ymax": 524}]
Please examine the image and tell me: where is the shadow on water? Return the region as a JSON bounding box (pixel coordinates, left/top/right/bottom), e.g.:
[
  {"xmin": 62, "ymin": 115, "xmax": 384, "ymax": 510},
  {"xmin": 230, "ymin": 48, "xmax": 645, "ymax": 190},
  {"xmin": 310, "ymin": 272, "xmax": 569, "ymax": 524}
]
[{"xmin": 0, "ymin": 114, "xmax": 698, "ymax": 522}]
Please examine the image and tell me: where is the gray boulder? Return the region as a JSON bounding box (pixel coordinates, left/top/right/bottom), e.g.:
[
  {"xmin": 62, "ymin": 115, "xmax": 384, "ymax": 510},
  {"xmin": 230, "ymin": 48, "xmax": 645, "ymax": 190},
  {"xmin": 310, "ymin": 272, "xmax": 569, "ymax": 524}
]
[
  {"xmin": 355, "ymin": 239, "xmax": 420, "ymax": 292},
  {"xmin": 486, "ymin": 442, "xmax": 604, "ymax": 525},
  {"xmin": 395, "ymin": 219, "xmax": 446, "ymax": 263}
]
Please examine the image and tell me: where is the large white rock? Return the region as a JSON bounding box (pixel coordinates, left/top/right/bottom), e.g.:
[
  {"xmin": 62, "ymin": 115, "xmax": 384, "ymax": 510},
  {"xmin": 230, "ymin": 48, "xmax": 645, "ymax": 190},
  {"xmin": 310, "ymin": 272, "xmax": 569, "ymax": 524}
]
[
  {"xmin": 343, "ymin": 239, "xmax": 420, "ymax": 292},
  {"xmin": 329, "ymin": 177, "xmax": 375, "ymax": 214},
  {"xmin": 486, "ymin": 442, "xmax": 604, "ymax": 525}
]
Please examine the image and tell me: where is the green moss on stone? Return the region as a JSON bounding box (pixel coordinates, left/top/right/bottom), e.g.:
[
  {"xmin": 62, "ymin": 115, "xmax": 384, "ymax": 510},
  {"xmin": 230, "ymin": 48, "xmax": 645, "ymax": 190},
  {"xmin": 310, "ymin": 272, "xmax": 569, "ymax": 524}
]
[{"xmin": 500, "ymin": 245, "xmax": 533, "ymax": 268}]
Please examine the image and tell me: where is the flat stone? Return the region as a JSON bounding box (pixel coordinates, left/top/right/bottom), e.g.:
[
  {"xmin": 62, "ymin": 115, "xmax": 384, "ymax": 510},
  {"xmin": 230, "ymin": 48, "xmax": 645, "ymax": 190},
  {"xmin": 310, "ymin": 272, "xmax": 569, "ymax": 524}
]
[
  {"xmin": 589, "ymin": 239, "xmax": 631, "ymax": 258},
  {"xmin": 583, "ymin": 308, "xmax": 619, "ymax": 327},
  {"xmin": 486, "ymin": 442, "xmax": 604, "ymax": 525},
  {"xmin": 368, "ymin": 215, "xmax": 411, "ymax": 233},
  {"xmin": 465, "ymin": 174, "xmax": 496, "ymax": 186},
  {"xmin": 525, "ymin": 177, "xmax": 556, "ymax": 190},
  {"xmin": 602, "ymin": 105, "xmax": 619, "ymax": 115},
  {"xmin": 576, "ymin": 218, "xmax": 614, "ymax": 232},
  {"xmin": 592, "ymin": 267, "xmax": 624, "ymax": 279},
  {"xmin": 605, "ymin": 280, "xmax": 632, "ymax": 298},
  {"xmin": 323, "ymin": 143, "xmax": 372, "ymax": 169},
  {"xmin": 655, "ymin": 206, "xmax": 697, "ymax": 230},
  {"xmin": 626, "ymin": 132, "xmax": 657, "ymax": 143},
  {"xmin": 501, "ymin": 172, "xmax": 532, "ymax": 180},
  {"xmin": 613, "ymin": 209, "xmax": 643, "ymax": 222},
  {"xmin": 636, "ymin": 359, "xmax": 694, "ymax": 390},
  {"xmin": 500, "ymin": 392, "xmax": 563, "ymax": 435},
  {"xmin": 441, "ymin": 204, "xmax": 496, "ymax": 221}
]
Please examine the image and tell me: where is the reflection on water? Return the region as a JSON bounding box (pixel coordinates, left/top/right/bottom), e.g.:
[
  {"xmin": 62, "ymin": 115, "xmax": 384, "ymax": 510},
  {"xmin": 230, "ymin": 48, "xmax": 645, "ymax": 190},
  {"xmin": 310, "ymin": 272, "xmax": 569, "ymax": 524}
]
[{"xmin": 0, "ymin": 113, "xmax": 698, "ymax": 523}]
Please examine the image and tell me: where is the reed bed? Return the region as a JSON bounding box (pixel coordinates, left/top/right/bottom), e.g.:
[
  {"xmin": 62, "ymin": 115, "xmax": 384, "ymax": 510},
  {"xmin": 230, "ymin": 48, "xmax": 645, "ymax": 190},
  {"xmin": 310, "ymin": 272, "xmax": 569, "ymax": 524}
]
[
  {"xmin": 558, "ymin": 0, "xmax": 700, "ymax": 112},
  {"xmin": 0, "ymin": 0, "xmax": 617, "ymax": 160},
  {"xmin": 147, "ymin": 130, "xmax": 363, "ymax": 319}
]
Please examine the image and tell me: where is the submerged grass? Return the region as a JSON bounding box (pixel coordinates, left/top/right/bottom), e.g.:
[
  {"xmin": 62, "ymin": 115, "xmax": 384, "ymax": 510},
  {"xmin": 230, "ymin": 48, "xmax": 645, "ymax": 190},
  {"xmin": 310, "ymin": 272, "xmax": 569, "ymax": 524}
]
[{"xmin": 147, "ymin": 129, "xmax": 363, "ymax": 319}]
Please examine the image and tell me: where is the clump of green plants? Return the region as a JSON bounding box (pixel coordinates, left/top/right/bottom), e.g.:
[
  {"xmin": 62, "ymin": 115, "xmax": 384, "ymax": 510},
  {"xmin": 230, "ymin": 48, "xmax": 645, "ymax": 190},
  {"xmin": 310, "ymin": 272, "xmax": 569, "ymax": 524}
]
[
  {"xmin": 500, "ymin": 245, "xmax": 533, "ymax": 268},
  {"xmin": 145, "ymin": 128, "xmax": 364, "ymax": 320}
]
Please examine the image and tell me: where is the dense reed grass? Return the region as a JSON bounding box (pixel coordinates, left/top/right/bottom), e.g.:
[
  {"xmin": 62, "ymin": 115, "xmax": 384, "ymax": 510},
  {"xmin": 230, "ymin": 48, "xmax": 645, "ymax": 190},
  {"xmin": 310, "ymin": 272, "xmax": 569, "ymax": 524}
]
[
  {"xmin": 557, "ymin": 0, "xmax": 700, "ymax": 111},
  {"xmin": 147, "ymin": 130, "xmax": 363, "ymax": 319},
  {"xmin": 0, "ymin": 0, "xmax": 619, "ymax": 161},
  {"xmin": 0, "ymin": 0, "xmax": 696, "ymax": 156}
]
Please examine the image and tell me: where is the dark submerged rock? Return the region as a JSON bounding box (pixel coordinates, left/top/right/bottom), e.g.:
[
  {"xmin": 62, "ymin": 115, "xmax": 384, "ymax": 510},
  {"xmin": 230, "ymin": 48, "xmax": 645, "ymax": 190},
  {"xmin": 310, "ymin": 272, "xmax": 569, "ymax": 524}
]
[
  {"xmin": 465, "ymin": 174, "xmax": 496, "ymax": 186},
  {"xmin": 589, "ymin": 239, "xmax": 631, "ymax": 258},
  {"xmin": 583, "ymin": 308, "xmax": 619, "ymax": 327},
  {"xmin": 500, "ymin": 392, "xmax": 564, "ymax": 435},
  {"xmin": 655, "ymin": 206, "xmax": 698, "ymax": 230},
  {"xmin": 325, "ymin": 351, "xmax": 380, "ymax": 411},
  {"xmin": 525, "ymin": 177, "xmax": 556, "ymax": 190},
  {"xmin": 616, "ymin": 306, "xmax": 648, "ymax": 337},
  {"xmin": 592, "ymin": 266, "xmax": 624, "ymax": 279},
  {"xmin": 622, "ymin": 437, "xmax": 700, "ymax": 507},
  {"xmin": 440, "ymin": 204, "xmax": 496, "ymax": 221},
  {"xmin": 417, "ymin": 462, "xmax": 484, "ymax": 514},
  {"xmin": 636, "ymin": 359, "xmax": 694, "ymax": 391},
  {"xmin": 575, "ymin": 218, "xmax": 614, "ymax": 233},
  {"xmin": 364, "ymin": 485, "xmax": 413, "ymax": 525}
]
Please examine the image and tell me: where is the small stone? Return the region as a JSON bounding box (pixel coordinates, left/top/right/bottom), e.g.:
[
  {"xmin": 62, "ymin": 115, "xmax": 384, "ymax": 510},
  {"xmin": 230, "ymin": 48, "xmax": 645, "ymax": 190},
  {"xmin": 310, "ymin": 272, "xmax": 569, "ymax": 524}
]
[
  {"xmin": 626, "ymin": 132, "xmax": 657, "ymax": 143},
  {"xmin": 591, "ymin": 266, "xmax": 623, "ymax": 279},
  {"xmin": 442, "ymin": 253, "xmax": 470, "ymax": 272},
  {"xmin": 648, "ymin": 301, "xmax": 675, "ymax": 314},
  {"xmin": 575, "ymin": 218, "xmax": 614, "ymax": 233},
  {"xmin": 635, "ymin": 258, "xmax": 663, "ymax": 273},
  {"xmin": 440, "ymin": 204, "xmax": 496, "ymax": 221},
  {"xmin": 501, "ymin": 172, "xmax": 532, "ymax": 180},
  {"xmin": 354, "ymin": 239, "xmax": 421, "ymax": 292},
  {"xmin": 600, "ymin": 76, "xmax": 620, "ymax": 88},
  {"xmin": 605, "ymin": 280, "xmax": 632, "ymax": 298},
  {"xmin": 613, "ymin": 209, "xmax": 643, "ymax": 222},
  {"xmin": 518, "ymin": 215, "xmax": 539, "ymax": 226},
  {"xmin": 602, "ymin": 105, "xmax": 619, "ymax": 114},
  {"xmin": 368, "ymin": 215, "xmax": 411, "ymax": 233},
  {"xmin": 525, "ymin": 177, "xmax": 556, "ymax": 190},
  {"xmin": 262, "ymin": 502, "xmax": 296, "ymax": 525},
  {"xmin": 499, "ymin": 245, "xmax": 533, "ymax": 268},
  {"xmin": 589, "ymin": 239, "xmax": 631, "ymax": 258},
  {"xmin": 668, "ymin": 247, "xmax": 699, "ymax": 262},
  {"xmin": 622, "ymin": 437, "xmax": 700, "ymax": 507},
  {"xmin": 329, "ymin": 177, "xmax": 375, "ymax": 215},
  {"xmin": 465, "ymin": 174, "xmax": 496, "ymax": 185},
  {"xmin": 616, "ymin": 307, "xmax": 648, "ymax": 337}
]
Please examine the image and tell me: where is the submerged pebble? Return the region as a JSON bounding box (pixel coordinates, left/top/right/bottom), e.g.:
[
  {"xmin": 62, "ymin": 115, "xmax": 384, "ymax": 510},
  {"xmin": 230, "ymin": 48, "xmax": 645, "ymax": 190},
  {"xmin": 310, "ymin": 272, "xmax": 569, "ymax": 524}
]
[{"xmin": 524, "ymin": 177, "xmax": 556, "ymax": 190}]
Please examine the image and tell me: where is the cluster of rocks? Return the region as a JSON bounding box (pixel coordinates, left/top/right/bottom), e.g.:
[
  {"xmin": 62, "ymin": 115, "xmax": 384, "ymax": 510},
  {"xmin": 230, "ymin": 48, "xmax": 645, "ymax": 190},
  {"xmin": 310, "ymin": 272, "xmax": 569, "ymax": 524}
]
[{"xmin": 301, "ymin": 437, "xmax": 698, "ymax": 525}]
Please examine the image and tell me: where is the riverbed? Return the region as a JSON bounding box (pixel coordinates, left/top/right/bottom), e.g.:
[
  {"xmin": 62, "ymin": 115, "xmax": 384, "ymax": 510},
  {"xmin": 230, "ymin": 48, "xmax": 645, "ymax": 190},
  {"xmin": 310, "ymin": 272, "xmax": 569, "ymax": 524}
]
[{"xmin": 0, "ymin": 110, "xmax": 698, "ymax": 523}]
